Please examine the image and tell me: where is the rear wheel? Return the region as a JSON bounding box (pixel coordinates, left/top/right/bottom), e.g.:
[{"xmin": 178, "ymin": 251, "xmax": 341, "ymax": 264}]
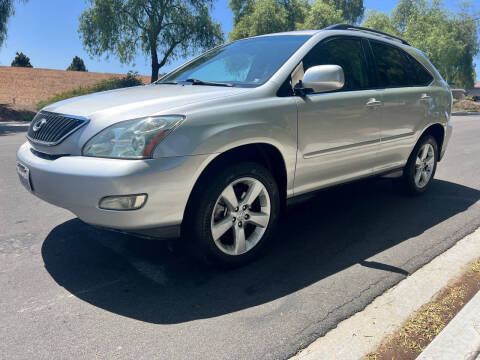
[
  {"xmin": 183, "ymin": 162, "xmax": 280, "ymax": 267},
  {"xmin": 398, "ymin": 135, "xmax": 438, "ymax": 195}
]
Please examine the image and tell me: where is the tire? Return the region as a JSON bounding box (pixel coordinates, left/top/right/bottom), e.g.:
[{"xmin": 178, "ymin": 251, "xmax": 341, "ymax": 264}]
[
  {"xmin": 183, "ymin": 161, "xmax": 281, "ymax": 267},
  {"xmin": 398, "ymin": 135, "xmax": 438, "ymax": 195}
]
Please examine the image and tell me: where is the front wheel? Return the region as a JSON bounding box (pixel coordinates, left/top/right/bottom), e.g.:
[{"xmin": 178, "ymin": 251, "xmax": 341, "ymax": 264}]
[
  {"xmin": 183, "ymin": 162, "xmax": 281, "ymax": 267},
  {"xmin": 398, "ymin": 135, "xmax": 438, "ymax": 195}
]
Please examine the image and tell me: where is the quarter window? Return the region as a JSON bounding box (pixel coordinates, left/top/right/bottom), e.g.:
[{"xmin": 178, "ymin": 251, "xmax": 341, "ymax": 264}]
[
  {"xmin": 302, "ymin": 38, "xmax": 370, "ymax": 91},
  {"xmin": 409, "ymin": 54, "xmax": 434, "ymax": 86}
]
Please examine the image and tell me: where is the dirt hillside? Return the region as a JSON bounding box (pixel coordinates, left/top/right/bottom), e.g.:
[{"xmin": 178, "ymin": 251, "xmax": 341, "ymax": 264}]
[{"xmin": 0, "ymin": 66, "xmax": 150, "ymax": 107}]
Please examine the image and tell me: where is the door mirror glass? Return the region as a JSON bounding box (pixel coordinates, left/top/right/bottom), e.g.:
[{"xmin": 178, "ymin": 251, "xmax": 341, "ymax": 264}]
[{"xmin": 300, "ymin": 65, "xmax": 345, "ymax": 93}]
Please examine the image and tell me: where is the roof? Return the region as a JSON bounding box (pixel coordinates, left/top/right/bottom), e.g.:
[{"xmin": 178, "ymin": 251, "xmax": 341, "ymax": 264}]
[
  {"xmin": 254, "ymin": 30, "xmax": 320, "ymax": 37},
  {"xmin": 254, "ymin": 26, "xmax": 411, "ymax": 48},
  {"xmin": 325, "ymin": 24, "xmax": 410, "ymax": 45}
]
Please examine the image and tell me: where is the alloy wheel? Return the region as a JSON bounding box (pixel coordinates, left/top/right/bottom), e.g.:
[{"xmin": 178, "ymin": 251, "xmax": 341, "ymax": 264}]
[
  {"xmin": 414, "ymin": 143, "xmax": 435, "ymax": 188},
  {"xmin": 210, "ymin": 177, "xmax": 271, "ymax": 256}
]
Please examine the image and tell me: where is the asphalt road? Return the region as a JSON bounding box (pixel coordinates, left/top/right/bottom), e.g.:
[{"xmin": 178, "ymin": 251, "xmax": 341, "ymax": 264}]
[{"xmin": 1, "ymin": 116, "xmax": 480, "ymax": 360}]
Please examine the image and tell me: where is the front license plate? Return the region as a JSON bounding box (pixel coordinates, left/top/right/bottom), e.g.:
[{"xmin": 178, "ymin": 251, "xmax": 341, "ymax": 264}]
[{"xmin": 16, "ymin": 162, "xmax": 32, "ymax": 192}]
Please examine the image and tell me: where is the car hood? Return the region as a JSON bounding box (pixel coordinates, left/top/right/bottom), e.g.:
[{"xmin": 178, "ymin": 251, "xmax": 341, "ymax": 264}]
[{"xmin": 43, "ymin": 84, "xmax": 251, "ymax": 119}]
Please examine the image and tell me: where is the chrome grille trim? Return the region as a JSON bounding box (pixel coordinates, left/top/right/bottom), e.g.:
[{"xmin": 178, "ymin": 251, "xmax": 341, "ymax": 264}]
[{"xmin": 27, "ymin": 111, "xmax": 89, "ymax": 146}]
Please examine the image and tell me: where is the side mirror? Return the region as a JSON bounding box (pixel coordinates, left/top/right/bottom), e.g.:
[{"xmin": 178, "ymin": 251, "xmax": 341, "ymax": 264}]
[{"xmin": 295, "ymin": 65, "xmax": 345, "ymax": 95}]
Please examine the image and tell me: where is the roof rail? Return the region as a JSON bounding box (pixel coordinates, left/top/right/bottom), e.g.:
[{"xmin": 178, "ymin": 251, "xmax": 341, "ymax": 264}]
[{"xmin": 325, "ymin": 23, "xmax": 410, "ymax": 46}]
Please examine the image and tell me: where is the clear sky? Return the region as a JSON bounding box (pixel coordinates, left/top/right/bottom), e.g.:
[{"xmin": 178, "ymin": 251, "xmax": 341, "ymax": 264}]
[{"xmin": 0, "ymin": 0, "xmax": 478, "ymax": 80}]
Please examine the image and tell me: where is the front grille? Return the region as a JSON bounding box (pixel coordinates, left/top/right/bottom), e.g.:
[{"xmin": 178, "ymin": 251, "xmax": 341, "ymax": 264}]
[{"xmin": 27, "ymin": 111, "xmax": 88, "ymax": 146}]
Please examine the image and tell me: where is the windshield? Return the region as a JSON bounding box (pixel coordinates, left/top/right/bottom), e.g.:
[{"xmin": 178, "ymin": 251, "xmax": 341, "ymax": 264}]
[{"xmin": 159, "ymin": 35, "xmax": 311, "ymax": 87}]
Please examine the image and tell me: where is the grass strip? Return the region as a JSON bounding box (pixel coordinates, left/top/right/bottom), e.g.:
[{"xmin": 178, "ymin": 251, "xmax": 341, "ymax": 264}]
[{"xmin": 365, "ymin": 259, "xmax": 480, "ymax": 360}]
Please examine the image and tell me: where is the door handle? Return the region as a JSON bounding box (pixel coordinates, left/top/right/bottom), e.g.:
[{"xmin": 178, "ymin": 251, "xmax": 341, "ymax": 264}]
[
  {"xmin": 420, "ymin": 93, "xmax": 432, "ymax": 102},
  {"xmin": 366, "ymin": 98, "xmax": 383, "ymax": 108}
]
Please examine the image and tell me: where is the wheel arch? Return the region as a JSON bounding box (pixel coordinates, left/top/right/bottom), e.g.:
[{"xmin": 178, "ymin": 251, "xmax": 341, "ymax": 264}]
[
  {"xmin": 182, "ymin": 143, "xmax": 289, "ymax": 231},
  {"xmin": 420, "ymin": 123, "xmax": 445, "ymax": 160}
]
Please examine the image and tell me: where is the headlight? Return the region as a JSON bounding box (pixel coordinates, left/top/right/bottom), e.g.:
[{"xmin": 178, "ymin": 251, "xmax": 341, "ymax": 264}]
[{"xmin": 82, "ymin": 115, "xmax": 185, "ymax": 159}]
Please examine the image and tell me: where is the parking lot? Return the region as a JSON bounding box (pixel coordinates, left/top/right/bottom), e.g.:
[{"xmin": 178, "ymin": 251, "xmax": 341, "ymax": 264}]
[{"xmin": 1, "ymin": 115, "xmax": 480, "ymax": 360}]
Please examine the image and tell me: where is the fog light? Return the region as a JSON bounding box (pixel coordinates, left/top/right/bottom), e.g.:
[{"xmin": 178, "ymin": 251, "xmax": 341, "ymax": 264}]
[{"xmin": 99, "ymin": 194, "xmax": 147, "ymax": 210}]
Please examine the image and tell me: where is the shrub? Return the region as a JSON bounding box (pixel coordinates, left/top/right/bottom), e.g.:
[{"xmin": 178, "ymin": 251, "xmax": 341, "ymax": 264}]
[
  {"xmin": 453, "ymin": 99, "xmax": 480, "ymax": 113},
  {"xmin": 67, "ymin": 56, "xmax": 87, "ymax": 71},
  {"xmin": 36, "ymin": 72, "xmax": 144, "ymax": 110},
  {"xmin": 11, "ymin": 52, "xmax": 32, "ymax": 67}
]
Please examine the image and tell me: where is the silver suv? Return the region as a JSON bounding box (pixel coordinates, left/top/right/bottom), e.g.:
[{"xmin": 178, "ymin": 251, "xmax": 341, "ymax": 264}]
[{"xmin": 17, "ymin": 25, "xmax": 453, "ymax": 266}]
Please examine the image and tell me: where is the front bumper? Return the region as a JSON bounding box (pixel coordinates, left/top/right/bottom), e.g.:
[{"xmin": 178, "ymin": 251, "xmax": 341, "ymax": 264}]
[{"xmin": 17, "ymin": 142, "xmax": 213, "ymax": 236}]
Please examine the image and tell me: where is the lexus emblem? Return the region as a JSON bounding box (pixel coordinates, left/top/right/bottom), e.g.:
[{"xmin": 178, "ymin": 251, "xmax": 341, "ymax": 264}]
[{"xmin": 33, "ymin": 118, "xmax": 47, "ymax": 132}]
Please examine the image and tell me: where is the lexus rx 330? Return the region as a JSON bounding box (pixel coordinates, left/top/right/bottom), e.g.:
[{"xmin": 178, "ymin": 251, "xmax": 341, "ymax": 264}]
[{"xmin": 17, "ymin": 25, "xmax": 453, "ymax": 266}]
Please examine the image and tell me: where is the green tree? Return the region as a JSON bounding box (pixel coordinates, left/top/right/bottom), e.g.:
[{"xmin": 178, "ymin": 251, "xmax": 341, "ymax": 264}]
[
  {"xmin": 363, "ymin": 0, "xmax": 479, "ymax": 89},
  {"xmin": 0, "ymin": 0, "xmax": 28, "ymax": 49},
  {"xmin": 229, "ymin": 0, "xmax": 346, "ymax": 40},
  {"xmin": 325, "ymin": 0, "xmax": 364, "ymax": 24},
  {"xmin": 79, "ymin": 0, "xmax": 224, "ymax": 83},
  {"xmin": 67, "ymin": 56, "xmax": 88, "ymax": 71},
  {"xmin": 280, "ymin": 0, "xmax": 309, "ymax": 30},
  {"xmin": 362, "ymin": 9, "xmax": 399, "ymax": 36},
  {"xmin": 229, "ymin": 0, "xmax": 255, "ymax": 25},
  {"xmin": 391, "ymin": 0, "xmax": 418, "ymax": 31},
  {"xmin": 11, "ymin": 51, "xmax": 32, "ymax": 67},
  {"xmin": 301, "ymin": 0, "xmax": 342, "ymax": 30},
  {"xmin": 451, "ymin": 2, "xmax": 479, "ymax": 88},
  {"xmin": 230, "ymin": 0, "xmax": 289, "ymax": 40}
]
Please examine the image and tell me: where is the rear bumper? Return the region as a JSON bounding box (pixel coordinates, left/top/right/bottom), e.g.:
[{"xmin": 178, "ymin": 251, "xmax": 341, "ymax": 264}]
[
  {"xmin": 440, "ymin": 119, "xmax": 453, "ymax": 161},
  {"xmin": 16, "ymin": 142, "xmax": 213, "ymax": 236}
]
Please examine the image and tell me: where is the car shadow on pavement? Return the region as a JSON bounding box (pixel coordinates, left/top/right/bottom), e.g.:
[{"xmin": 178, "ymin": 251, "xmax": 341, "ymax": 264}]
[{"xmin": 41, "ymin": 178, "xmax": 480, "ymax": 324}]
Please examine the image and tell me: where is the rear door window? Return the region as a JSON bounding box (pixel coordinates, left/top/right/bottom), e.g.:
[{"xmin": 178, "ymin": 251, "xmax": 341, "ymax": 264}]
[{"xmin": 370, "ymin": 41, "xmax": 413, "ymax": 88}]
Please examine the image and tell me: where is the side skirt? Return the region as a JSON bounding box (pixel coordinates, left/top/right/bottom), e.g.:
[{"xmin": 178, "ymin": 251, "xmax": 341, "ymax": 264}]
[{"xmin": 286, "ymin": 166, "xmax": 404, "ymax": 207}]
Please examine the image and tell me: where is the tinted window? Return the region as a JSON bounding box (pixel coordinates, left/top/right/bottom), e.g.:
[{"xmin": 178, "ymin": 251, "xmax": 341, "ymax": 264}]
[
  {"xmin": 371, "ymin": 42, "xmax": 432, "ymax": 88},
  {"xmin": 160, "ymin": 35, "xmax": 311, "ymax": 88},
  {"xmin": 409, "ymin": 54, "xmax": 434, "ymax": 86},
  {"xmin": 371, "ymin": 42, "xmax": 413, "ymax": 88},
  {"xmin": 302, "ymin": 38, "xmax": 370, "ymax": 91}
]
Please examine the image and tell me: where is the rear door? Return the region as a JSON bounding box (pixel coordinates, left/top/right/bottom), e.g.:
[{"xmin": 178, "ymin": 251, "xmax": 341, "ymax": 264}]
[
  {"xmin": 294, "ymin": 36, "xmax": 383, "ymax": 195},
  {"xmin": 368, "ymin": 40, "xmax": 434, "ymax": 171}
]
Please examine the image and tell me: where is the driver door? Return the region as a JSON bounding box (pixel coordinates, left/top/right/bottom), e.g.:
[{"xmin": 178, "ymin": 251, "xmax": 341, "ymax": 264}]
[{"xmin": 294, "ymin": 37, "xmax": 382, "ymax": 195}]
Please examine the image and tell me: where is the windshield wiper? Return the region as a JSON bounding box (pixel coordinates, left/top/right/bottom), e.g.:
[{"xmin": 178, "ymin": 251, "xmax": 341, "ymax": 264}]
[
  {"xmin": 184, "ymin": 78, "xmax": 234, "ymax": 87},
  {"xmin": 155, "ymin": 80, "xmax": 179, "ymax": 85}
]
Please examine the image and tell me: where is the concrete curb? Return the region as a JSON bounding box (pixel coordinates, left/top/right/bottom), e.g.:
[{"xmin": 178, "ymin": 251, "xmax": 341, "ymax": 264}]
[
  {"xmin": 291, "ymin": 227, "xmax": 480, "ymax": 360},
  {"xmin": 0, "ymin": 121, "xmax": 30, "ymax": 125},
  {"xmin": 417, "ymin": 290, "xmax": 480, "ymax": 360}
]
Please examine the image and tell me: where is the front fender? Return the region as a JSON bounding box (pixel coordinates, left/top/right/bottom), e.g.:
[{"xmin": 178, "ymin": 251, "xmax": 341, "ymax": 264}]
[{"xmin": 154, "ymin": 96, "xmax": 298, "ymax": 195}]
